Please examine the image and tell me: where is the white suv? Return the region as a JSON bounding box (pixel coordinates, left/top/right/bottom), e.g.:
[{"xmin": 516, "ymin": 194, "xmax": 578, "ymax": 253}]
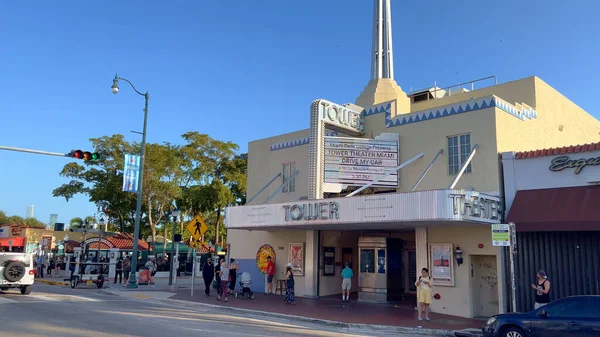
[{"xmin": 0, "ymin": 252, "xmax": 34, "ymax": 295}]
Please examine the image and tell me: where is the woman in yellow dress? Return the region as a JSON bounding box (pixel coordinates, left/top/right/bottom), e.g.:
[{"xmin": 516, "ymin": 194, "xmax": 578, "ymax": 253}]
[{"xmin": 415, "ymin": 267, "xmax": 433, "ymax": 321}]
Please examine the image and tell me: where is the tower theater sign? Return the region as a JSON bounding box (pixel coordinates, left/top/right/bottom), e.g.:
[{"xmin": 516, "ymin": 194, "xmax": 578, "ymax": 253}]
[
  {"xmin": 317, "ymin": 99, "xmax": 364, "ymax": 134},
  {"xmin": 283, "ymin": 202, "xmax": 340, "ymax": 221}
]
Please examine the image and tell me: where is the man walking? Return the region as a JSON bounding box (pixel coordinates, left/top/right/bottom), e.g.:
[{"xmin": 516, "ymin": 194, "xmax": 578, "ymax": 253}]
[{"xmin": 341, "ymin": 262, "xmax": 353, "ymax": 301}]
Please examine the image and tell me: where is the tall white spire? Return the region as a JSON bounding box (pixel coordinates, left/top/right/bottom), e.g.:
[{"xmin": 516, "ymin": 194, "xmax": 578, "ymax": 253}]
[{"xmin": 370, "ymin": 0, "xmax": 394, "ymax": 80}]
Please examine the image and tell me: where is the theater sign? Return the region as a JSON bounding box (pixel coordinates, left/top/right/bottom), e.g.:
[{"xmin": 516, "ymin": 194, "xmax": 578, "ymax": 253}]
[{"xmin": 225, "ymin": 189, "xmax": 501, "ymax": 230}]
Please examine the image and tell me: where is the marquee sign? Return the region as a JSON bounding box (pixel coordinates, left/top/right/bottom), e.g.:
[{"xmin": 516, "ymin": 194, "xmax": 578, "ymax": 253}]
[
  {"xmin": 549, "ymin": 155, "xmax": 600, "ymax": 174},
  {"xmin": 323, "ymin": 136, "xmax": 398, "ymax": 187}
]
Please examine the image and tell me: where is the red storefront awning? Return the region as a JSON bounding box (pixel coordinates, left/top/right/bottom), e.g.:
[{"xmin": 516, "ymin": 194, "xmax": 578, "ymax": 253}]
[
  {"xmin": 506, "ymin": 185, "xmax": 600, "ymax": 231},
  {"xmin": 0, "ymin": 237, "xmax": 25, "ymax": 247}
]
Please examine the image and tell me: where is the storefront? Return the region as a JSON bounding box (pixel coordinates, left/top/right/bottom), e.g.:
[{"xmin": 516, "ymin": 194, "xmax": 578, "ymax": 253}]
[{"xmin": 502, "ymin": 142, "xmax": 600, "ymax": 312}]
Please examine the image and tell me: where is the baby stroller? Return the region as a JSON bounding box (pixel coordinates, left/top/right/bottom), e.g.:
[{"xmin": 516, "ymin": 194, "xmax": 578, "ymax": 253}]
[{"xmin": 235, "ymin": 272, "xmax": 255, "ymax": 299}]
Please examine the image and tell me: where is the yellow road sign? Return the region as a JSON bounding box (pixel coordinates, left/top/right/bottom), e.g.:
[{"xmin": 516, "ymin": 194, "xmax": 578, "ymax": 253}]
[
  {"xmin": 189, "ymin": 241, "xmax": 204, "ymax": 250},
  {"xmin": 186, "ymin": 214, "xmax": 208, "ymax": 241}
]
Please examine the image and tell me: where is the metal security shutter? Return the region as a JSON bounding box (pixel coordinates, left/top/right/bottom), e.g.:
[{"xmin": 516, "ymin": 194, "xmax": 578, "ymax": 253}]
[{"xmin": 514, "ymin": 231, "xmax": 600, "ymax": 312}]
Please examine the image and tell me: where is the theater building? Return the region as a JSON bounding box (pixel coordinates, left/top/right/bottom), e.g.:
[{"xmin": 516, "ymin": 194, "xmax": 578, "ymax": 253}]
[{"xmin": 224, "ymin": 0, "xmax": 600, "ymax": 318}]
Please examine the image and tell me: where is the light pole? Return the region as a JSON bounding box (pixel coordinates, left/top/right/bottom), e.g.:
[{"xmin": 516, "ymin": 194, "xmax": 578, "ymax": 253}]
[
  {"xmin": 169, "ymin": 209, "xmax": 180, "ymax": 288},
  {"xmin": 111, "ymin": 74, "xmax": 149, "ymax": 289},
  {"xmin": 97, "ymin": 218, "xmax": 105, "ymax": 263}
]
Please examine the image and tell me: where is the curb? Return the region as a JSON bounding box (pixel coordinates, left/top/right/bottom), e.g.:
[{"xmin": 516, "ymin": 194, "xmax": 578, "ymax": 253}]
[
  {"xmin": 136, "ymin": 296, "xmax": 455, "ymax": 337},
  {"xmin": 36, "ymin": 279, "xmax": 64, "ymax": 286}
]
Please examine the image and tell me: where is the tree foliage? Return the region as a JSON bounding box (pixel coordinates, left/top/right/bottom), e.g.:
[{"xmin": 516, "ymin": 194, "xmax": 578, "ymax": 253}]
[
  {"xmin": 0, "ymin": 210, "xmax": 47, "ymax": 228},
  {"xmin": 53, "ymin": 132, "xmax": 247, "ymax": 246}
]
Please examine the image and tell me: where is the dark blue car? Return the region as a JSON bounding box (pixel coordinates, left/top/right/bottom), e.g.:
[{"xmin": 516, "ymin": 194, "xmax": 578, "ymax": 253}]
[{"xmin": 482, "ymin": 295, "xmax": 600, "ymax": 337}]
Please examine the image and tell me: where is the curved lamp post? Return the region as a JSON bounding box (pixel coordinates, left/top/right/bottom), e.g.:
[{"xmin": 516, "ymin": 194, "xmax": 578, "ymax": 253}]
[{"xmin": 111, "ymin": 74, "xmax": 149, "ymax": 289}]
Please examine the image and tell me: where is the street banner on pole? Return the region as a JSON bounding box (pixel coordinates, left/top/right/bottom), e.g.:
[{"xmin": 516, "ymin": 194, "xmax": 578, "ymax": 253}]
[
  {"xmin": 491, "ymin": 224, "xmax": 511, "ymax": 246},
  {"xmin": 122, "ymin": 154, "xmax": 141, "ymax": 192}
]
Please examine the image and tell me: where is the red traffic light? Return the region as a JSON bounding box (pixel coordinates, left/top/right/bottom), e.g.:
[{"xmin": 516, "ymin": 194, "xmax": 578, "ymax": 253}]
[{"xmin": 69, "ymin": 150, "xmax": 99, "ymax": 161}]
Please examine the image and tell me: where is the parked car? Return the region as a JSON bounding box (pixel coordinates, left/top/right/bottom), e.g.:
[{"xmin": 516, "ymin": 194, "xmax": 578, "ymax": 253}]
[
  {"xmin": 482, "ymin": 295, "xmax": 600, "ymax": 337},
  {"xmin": 0, "ymin": 252, "xmax": 35, "ymax": 295}
]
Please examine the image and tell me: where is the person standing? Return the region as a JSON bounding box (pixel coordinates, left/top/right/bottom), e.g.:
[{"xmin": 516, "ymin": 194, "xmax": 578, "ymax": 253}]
[
  {"xmin": 416, "ymin": 268, "xmax": 433, "ymax": 321},
  {"xmin": 341, "ymin": 262, "xmax": 354, "ymax": 302},
  {"xmin": 284, "ymin": 263, "xmax": 296, "ymax": 304},
  {"xmin": 122, "ymin": 256, "xmax": 132, "ymax": 287},
  {"xmin": 217, "ymin": 259, "xmax": 229, "ymax": 302},
  {"xmin": 114, "ymin": 258, "xmax": 123, "ymax": 284},
  {"xmin": 228, "ymin": 258, "xmax": 238, "ymax": 295},
  {"xmin": 37, "ymin": 255, "xmax": 44, "ymax": 278},
  {"xmin": 145, "ymin": 257, "xmax": 157, "ymax": 285},
  {"xmin": 265, "ymin": 256, "xmax": 275, "ymax": 295},
  {"xmin": 202, "ymin": 259, "xmax": 214, "ymax": 297},
  {"xmin": 531, "ymin": 270, "xmax": 551, "ymax": 309}
]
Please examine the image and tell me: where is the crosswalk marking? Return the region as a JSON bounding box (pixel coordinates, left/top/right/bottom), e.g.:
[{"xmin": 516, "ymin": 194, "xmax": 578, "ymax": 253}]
[
  {"xmin": 29, "ymin": 294, "xmax": 59, "ymax": 301},
  {"xmin": 0, "ymin": 297, "xmax": 18, "ymax": 304},
  {"xmin": 66, "ymin": 295, "xmax": 99, "ymax": 302}
]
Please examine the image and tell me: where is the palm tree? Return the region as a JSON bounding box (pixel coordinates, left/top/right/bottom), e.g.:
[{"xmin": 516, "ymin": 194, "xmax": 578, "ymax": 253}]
[{"xmin": 69, "ymin": 217, "xmax": 84, "ymax": 229}]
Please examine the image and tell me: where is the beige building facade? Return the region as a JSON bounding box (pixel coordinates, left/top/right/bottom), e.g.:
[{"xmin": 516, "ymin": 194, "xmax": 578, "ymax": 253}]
[{"xmin": 225, "ymin": 1, "xmax": 600, "ymax": 319}]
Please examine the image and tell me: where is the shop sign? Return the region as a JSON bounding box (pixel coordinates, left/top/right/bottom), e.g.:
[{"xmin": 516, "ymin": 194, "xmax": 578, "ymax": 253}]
[
  {"xmin": 549, "ymin": 155, "xmax": 600, "ymax": 174},
  {"xmin": 450, "ymin": 192, "xmax": 501, "ymax": 221},
  {"xmin": 83, "ymin": 237, "xmax": 114, "ymax": 248},
  {"xmin": 283, "ymin": 202, "xmax": 340, "ymax": 221},
  {"xmin": 317, "ymin": 99, "xmax": 364, "ymax": 134},
  {"xmin": 11, "ymin": 226, "xmax": 21, "ymax": 236},
  {"xmin": 324, "ymin": 136, "xmax": 398, "ymax": 187}
]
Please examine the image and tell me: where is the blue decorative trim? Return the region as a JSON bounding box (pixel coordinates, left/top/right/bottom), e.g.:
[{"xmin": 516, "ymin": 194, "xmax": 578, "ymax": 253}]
[
  {"xmin": 270, "ymin": 130, "xmax": 338, "ymax": 151},
  {"xmin": 383, "ymin": 95, "xmax": 537, "ymax": 128}
]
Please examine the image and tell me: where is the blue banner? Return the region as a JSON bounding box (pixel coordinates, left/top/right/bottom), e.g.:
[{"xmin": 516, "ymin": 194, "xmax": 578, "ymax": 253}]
[{"xmin": 122, "ymin": 154, "xmax": 141, "ymax": 192}]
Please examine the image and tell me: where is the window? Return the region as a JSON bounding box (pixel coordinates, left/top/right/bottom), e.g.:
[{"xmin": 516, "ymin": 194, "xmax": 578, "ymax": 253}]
[
  {"xmin": 282, "ymin": 162, "xmax": 296, "ymax": 193},
  {"xmin": 447, "ymin": 133, "xmax": 472, "ymax": 175},
  {"xmin": 360, "ymin": 249, "xmax": 375, "ymax": 273},
  {"xmin": 545, "ymin": 298, "xmax": 595, "ymax": 318}
]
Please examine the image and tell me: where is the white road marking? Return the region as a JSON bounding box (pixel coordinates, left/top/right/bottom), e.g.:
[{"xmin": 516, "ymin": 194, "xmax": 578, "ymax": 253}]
[
  {"xmin": 66, "ymin": 295, "xmax": 99, "ymax": 302},
  {"xmin": 28, "ymin": 294, "xmax": 59, "ymax": 301}
]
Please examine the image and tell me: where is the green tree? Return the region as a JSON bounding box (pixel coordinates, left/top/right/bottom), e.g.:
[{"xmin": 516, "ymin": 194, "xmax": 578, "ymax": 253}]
[
  {"xmin": 0, "ymin": 211, "xmax": 46, "ymax": 228},
  {"xmin": 53, "ymin": 134, "xmax": 139, "ymax": 233},
  {"xmin": 178, "ymin": 132, "xmax": 247, "ymax": 247}
]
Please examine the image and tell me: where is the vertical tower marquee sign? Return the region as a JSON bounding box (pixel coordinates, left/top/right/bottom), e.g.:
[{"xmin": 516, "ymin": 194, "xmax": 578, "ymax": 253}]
[{"xmin": 309, "ymin": 99, "xmax": 365, "ymax": 199}]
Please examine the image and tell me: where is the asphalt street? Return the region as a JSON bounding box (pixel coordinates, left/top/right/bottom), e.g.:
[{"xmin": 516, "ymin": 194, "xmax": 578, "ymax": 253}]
[{"xmin": 0, "ymin": 283, "xmax": 426, "ymax": 337}]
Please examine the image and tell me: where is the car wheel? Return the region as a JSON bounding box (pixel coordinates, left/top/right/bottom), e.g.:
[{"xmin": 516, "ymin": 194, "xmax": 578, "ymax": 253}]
[
  {"xmin": 20, "ymin": 285, "xmax": 32, "ymax": 295},
  {"xmin": 504, "ymin": 327, "xmax": 525, "ymax": 337},
  {"xmin": 3, "ymin": 261, "xmax": 26, "ymax": 282}
]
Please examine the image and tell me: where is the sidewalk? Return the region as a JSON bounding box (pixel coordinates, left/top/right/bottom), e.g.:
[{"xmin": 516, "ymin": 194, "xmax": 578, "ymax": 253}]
[
  {"xmin": 35, "ymin": 275, "xmax": 194, "ymax": 291},
  {"xmin": 38, "ymin": 275, "xmax": 483, "ymax": 336}
]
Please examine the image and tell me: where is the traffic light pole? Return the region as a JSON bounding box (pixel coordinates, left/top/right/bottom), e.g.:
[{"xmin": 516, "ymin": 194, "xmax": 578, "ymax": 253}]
[{"xmin": 0, "ymin": 145, "xmax": 69, "ymax": 157}]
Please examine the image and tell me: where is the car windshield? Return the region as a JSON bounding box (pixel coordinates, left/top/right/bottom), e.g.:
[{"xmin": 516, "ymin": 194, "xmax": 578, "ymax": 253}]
[{"xmin": 0, "ymin": 254, "xmax": 31, "ymax": 268}]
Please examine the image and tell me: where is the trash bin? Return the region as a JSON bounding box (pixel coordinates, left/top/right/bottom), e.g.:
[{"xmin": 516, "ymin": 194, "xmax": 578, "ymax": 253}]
[{"xmin": 138, "ymin": 267, "xmax": 150, "ymax": 285}]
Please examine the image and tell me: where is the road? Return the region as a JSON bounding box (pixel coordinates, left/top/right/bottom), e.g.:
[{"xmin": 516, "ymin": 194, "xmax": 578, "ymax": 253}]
[{"xmin": 0, "ymin": 283, "xmax": 424, "ymax": 337}]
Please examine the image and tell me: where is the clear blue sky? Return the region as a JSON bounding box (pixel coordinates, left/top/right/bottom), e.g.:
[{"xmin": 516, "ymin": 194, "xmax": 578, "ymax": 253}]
[{"xmin": 0, "ymin": 0, "xmax": 598, "ymax": 224}]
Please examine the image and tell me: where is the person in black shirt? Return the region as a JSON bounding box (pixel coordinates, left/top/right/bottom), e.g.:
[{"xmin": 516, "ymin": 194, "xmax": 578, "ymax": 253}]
[
  {"xmin": 214, "ymin": 257, "xmax": 223, "ymax": 297},
  {"xmin": 202, "ymin": 259, "xmax": 214, "ymax": 297},
  {"xmin": 531, "ymin": 269, "xmax": 551, "ymax": 309}
]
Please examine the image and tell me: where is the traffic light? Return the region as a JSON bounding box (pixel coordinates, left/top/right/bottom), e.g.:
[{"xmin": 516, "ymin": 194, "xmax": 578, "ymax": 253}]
[{"xmin": 68, "ymin": 150, "xmax": 100, "ymax": 161}]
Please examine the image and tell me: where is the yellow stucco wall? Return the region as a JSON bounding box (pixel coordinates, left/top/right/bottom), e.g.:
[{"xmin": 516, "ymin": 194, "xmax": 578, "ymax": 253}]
[
  {"xmin": 246, "ymin": 130, "xmax": 310, "ymax": 205},
  {"xmin": 24, "ymin": 229, "xmax": 83, "ymax": 248},
  {"xmin": 427, "ymin": 226, "xmax": 503, "ymax": 318},
  {"xmin": 495, "ymin": 77, "xmax": 600, "ymax": 153}
]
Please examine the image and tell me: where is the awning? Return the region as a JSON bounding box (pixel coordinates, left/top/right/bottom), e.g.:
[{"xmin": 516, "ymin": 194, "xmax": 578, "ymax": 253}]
[
  {"xmin": 506, "ymin": 185, "xmax": 600, "ymax": 231},
  {"xmin": 0, "ymin": 237, "xmax": 25, "ymax": 247}
]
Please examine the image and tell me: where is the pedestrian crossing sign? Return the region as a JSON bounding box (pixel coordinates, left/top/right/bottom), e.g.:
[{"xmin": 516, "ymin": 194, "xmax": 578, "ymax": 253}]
[{"xmin": 186, "ymin": 214, "xmax": 208, "ymax": 241}]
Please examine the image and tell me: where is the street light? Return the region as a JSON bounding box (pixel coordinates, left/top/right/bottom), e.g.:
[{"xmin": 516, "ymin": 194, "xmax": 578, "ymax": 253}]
[
  {"xmin": 111, "ymin": 73, "xmax": 150, "ymax": 289},
  {"xmin": 168, "ymin": 209, "xmax": 180, "ymax": 287}
]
